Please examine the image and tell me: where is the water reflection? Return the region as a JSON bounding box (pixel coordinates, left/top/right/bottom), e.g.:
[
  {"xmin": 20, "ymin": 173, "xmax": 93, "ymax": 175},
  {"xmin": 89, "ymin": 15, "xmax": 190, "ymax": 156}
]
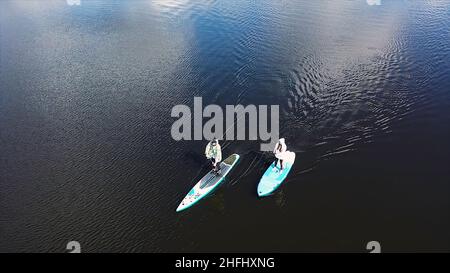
[
  {"xmin": 67, "ymin": 0, "xmax": 81, "ymax": 6},
  {"xmin": 366, "ymin": 0, "xmax": 381, "ymax": 6},
  {"xmin": 150, "ymin": 0, "xmax": 192, "ymax": 14},
  {"xmin": 1, "ymin": 0, "xmax": 449, "ymax": 253}
]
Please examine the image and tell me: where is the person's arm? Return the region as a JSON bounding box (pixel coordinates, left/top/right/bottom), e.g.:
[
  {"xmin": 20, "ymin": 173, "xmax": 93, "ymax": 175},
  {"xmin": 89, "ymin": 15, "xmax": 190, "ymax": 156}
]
[
  {"xmin": 273, "ymin": 143, "xmax": 279, "ymax": 154},
  {"xmin": 205, "ymin": 143, "xmax": 211, "ymax": 158},
  {"xmin": 216, "ymin": 146, "xmax": 222, "ymax": 162}
]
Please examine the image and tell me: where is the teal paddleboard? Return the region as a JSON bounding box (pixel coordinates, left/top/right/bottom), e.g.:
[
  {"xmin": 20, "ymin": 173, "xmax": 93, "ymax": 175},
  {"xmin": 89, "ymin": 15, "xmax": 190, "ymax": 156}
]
[
  {"xmin": 257, "ymin": 151, "xmax": 296, "ymax": 197},
  {"xmin": 176, "ymin": 154, "xmax": 240, "ymax": 212}
]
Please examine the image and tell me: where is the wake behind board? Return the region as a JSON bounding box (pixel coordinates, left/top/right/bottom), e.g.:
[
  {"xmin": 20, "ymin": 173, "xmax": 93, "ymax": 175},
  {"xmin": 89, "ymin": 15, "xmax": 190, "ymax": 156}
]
[
  {"xmin": 176, "ymin": 154, "xmax": 240, "ymax": 212},
  {"xmin": 257, "ymin": 151, "xmax": 295, "ymax": 197}
]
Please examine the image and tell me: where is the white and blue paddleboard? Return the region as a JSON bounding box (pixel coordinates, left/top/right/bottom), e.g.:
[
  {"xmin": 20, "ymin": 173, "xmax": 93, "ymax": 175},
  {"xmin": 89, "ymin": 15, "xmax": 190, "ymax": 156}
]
[
  {"xmin": 176, "ymin": 154, "xmax": 240, "ymax": 212},
  {"xmin": 257, "ymin": 151, "xmax": 296, "ymax": 197}
]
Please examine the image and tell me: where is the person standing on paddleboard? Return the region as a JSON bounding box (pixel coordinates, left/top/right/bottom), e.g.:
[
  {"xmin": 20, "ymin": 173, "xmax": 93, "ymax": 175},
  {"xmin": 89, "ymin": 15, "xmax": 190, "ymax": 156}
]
[
  {"xmin": 205, "ymin": 138, "xmax": 222, "ymax": 174},
  {"xmin": 273, "ymin": 138, "xmax": 288, "ymax": 171}
]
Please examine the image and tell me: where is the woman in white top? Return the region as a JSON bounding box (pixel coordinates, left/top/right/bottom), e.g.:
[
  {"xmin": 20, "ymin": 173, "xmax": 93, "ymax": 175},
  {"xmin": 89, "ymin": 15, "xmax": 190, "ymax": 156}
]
[{"xmin": 273, "ymin": 138, "xmax": 287, "ymax": 171}]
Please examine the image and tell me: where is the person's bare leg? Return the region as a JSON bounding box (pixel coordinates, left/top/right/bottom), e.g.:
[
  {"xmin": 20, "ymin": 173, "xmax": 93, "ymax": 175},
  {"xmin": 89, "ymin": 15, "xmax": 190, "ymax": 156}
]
[{"xmin": 213, "ymin": 159, "xmax": 220, "ymax": 173}]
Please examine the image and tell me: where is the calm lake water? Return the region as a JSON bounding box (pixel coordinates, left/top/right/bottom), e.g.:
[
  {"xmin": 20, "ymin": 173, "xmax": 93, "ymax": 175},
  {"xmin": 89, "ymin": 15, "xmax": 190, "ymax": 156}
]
[{"xmin": 1, "ymin": 0, "xmax": 449, "ymax": 252}]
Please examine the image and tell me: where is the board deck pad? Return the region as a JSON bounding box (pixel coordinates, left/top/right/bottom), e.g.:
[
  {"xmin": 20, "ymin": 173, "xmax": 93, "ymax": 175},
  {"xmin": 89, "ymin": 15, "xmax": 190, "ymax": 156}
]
[
  {"xmin": 257, "ymin": 151, "xmax": 296, "ymax": 197},
  {"xmin": 176, "ymin": 154, "xmax": 239, "ymax": 212}
]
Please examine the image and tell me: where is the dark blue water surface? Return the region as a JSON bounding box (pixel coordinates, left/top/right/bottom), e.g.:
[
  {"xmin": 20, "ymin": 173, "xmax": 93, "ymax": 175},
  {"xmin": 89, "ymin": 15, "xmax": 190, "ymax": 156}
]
[{"xmin": 1, "ymin": 0, "xmax": 449, "ymax": 252}]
